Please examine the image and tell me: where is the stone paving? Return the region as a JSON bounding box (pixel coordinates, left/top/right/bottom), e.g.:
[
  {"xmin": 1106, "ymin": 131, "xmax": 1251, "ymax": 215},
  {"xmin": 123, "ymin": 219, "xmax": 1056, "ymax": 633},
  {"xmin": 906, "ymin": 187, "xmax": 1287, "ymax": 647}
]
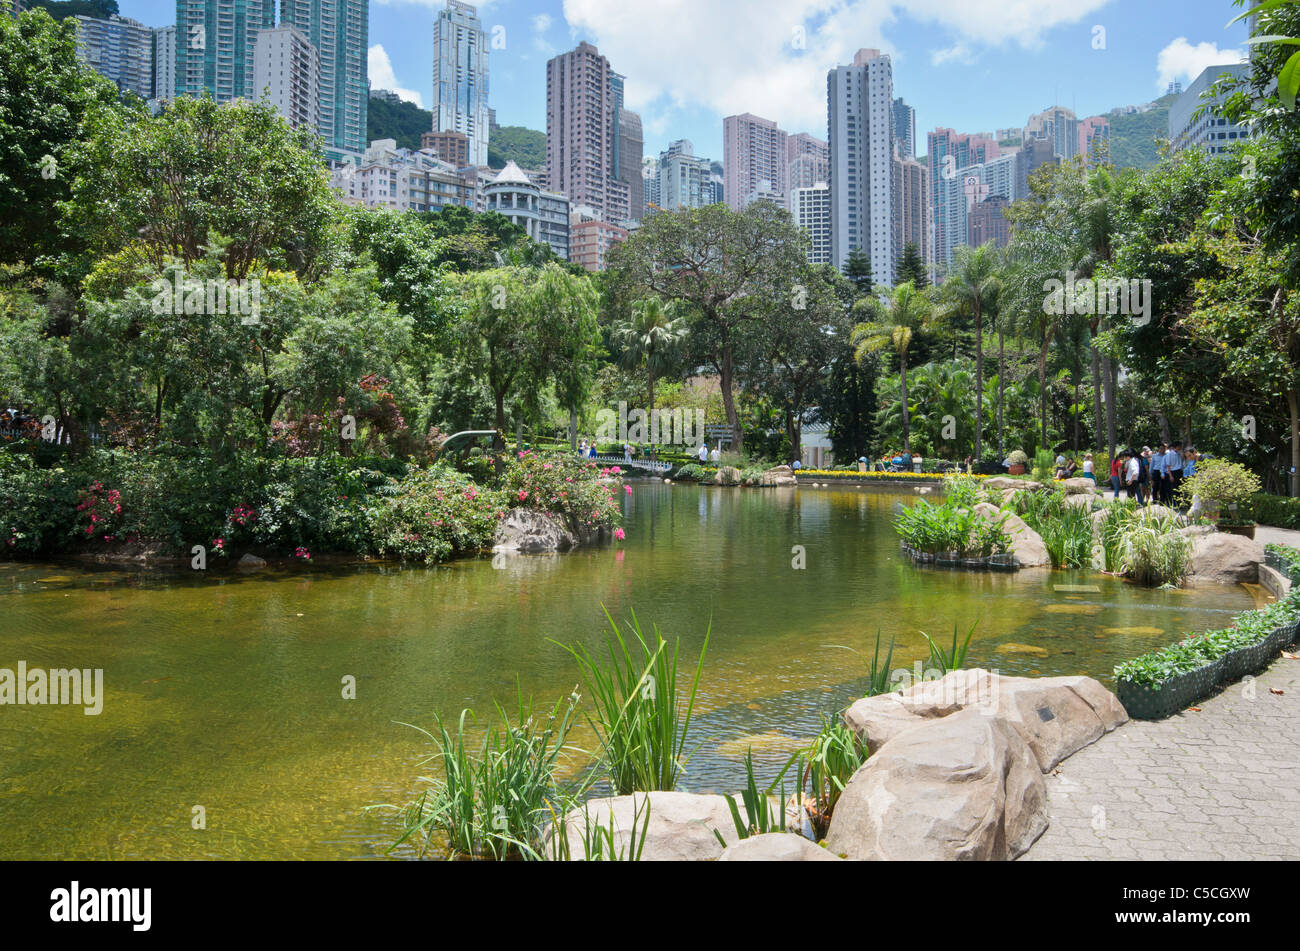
[{"xmin": 1022, "ymin": 651, "xmax": 1300, "ymax": 860}]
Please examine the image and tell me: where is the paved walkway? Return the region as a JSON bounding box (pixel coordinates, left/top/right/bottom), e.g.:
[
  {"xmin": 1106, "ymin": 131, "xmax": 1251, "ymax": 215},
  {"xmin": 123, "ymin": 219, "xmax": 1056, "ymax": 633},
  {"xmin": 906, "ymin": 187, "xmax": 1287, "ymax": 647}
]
[
  {"xmin": 1257, "ymin": 524, "xmax": 1300, "ymax": 550},
  {"xmin": 1022, "ymin": 652, "xmax": 1300, "ymax": 861}
]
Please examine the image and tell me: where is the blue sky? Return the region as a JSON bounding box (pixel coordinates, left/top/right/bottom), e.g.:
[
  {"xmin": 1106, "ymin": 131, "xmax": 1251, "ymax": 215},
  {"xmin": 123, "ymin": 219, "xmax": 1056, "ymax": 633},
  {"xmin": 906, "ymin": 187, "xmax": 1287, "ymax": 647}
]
[{"xmin": 119, "ymin": 0, "xmax": 1250, "ymax": 161}]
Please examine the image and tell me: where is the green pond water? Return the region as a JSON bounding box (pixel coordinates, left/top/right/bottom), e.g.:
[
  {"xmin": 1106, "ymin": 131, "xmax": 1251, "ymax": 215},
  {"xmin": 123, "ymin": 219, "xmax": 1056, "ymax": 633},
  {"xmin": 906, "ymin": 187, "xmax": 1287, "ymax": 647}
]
[{"xmin": 0, "ymin": 483, "xmax": 1262, "ymax": 859}]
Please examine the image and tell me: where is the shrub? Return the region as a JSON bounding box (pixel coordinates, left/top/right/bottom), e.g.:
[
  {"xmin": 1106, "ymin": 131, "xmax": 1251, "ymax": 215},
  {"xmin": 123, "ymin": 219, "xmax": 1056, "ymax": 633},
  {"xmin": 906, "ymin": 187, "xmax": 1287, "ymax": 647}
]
[
  {"xmin": 1180, "ymin": 459, "xmax": 1262, "ymax": 521},
  {"xmin": 1116, "ymin": 512, "xmax": 1191, "ymax": 586},
  {"xmin": 1007, "ymin": 450, "xmax": 1029, "ymax": 468},
  {"xmin": 672, "ymin": 463, "xmax": 705, "ymax": 482},
  {"xmin": 1032, "ymin": 449, "xmax": 1055, "ymax": 484},
  {"xmin": 895, "ymin": 497, "xmax": 1010, "ymax": 557},
  {"xmin": 1008, "ymin": 489, "xmax": 1091, "ymax": 568},
  {"xmin": 368, "ymin": 465, "xmax": 506, "ymax": 564},
  {"xmin": 1245, "ymin": 493, "xmax": 1300, "ymax": 529},
  {"xmin": 499, "ymin": 451, "xmax": 623, "ymax": 534},
  {"xmin": 0, "ymin": 452, "xmax": 80, "ymax": 554}
]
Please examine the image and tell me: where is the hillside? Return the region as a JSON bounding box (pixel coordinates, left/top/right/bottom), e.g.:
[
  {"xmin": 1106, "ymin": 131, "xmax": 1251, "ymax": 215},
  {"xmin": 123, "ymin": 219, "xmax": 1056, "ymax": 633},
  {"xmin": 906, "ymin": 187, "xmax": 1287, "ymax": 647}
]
[
  {"xmin": 488, "ymin": 126, "xmax": 546, "ymax": 170},
  {"xmin": 365, "ymin": 97, "xmax": 431, "ymax": 152},
  {"xmin": 1107, "ymin": 93, "xmax": 1178, "ymax": 170}
]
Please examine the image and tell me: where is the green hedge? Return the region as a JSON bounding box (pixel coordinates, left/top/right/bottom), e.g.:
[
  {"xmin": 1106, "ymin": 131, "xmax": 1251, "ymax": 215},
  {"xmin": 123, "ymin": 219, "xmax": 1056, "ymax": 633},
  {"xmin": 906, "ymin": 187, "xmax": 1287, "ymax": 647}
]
[{"xmin": 1245, "ymin": 492, "xmax": 1300, "ymax": 529}]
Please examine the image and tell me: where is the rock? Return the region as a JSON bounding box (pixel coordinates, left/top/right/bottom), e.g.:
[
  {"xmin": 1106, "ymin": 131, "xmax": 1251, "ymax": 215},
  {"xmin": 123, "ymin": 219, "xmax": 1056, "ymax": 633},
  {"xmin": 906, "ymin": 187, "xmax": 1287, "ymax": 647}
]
[
  {"xmin": 717, "ymin": 833, "xmax": 843, "ymax": 862},
  {"xmin": 1136, "ymin": 504, "xmax": 1177, "ymax": 521},
  {"xmin": 1189, "ymin": 532, "xmax": 1264, "ymax": 584},
  {"xmin": 1060, "ymin": 478, "xmax": 1097, "ymax": 495},
  {"xmin": 236, "ymin": 553, "xmax": 266, "ymax": 569},
  {"xmin": 492, "ymin": 508, "xmax": 578, "ymax": 553},
  {"xmin": 995, "ymin": 642, "xmax": 1048, "ymax": 656},
  {"xmin": 757, "ymin": 465, "xmax": 798, "ymax": 487},
  {"xmin": 546, "ymin": 791, "xmax": 736, "ymax": 861},
  {"xmin": 1063, "ymin": 492, "xmax": 1094, "ymax": 509},
  {"xmin": 973, "ymin": 503, "xmax": 1050, "ymax": 567},
  {"xmin": 843, "ymin": 669, "xmax": 1126, "ymax": 773},
  {"xmin": 982, "ymin": 477, "xmax": 1022, "ymax": 491},
  {"xmin": 1178, "ymin": 524, "xmax": 1215, "ymax": 539},
  {"xmin": 712, "ymin": 466, "xmax": 743, "ymax": 487},
  {"xmin": 825, "ymin": 706, "xmax": 1048, "ymax": 861}
]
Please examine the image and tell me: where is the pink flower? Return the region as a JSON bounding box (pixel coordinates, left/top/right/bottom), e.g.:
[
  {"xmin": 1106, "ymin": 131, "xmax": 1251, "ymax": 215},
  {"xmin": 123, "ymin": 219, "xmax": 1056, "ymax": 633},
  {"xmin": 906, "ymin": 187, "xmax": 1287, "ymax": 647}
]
[
  {"xmin": 614, "ymin": 528, "xmax": 626, "ymax": 541},
  {"xmin": 518, "ymin": 490, "xmax": 529, "ymax": 501},
  {"xmin": 625, "ymin": 485, "xmax": 632, "ymax": 495}
]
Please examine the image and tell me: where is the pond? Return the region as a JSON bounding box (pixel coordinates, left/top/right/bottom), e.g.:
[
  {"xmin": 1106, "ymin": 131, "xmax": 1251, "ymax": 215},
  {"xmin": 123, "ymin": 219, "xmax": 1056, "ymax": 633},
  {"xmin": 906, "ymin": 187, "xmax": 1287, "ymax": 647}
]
[{"xmin": 0, "ymin": 482, "xmax": 1261, "ymax": 859}]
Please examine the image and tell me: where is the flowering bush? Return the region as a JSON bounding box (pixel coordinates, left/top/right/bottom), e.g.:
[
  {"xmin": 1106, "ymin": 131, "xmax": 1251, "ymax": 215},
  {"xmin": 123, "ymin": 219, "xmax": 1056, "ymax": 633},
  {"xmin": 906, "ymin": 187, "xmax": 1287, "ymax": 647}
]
[
  {"xmin": 498, "ymin": 452, "xmax": 623, "ymax": 534},
  {"xmin": 368, "ymin": 464, "xmax": 507, "ymax": 564},
  {"xmin": 73, "ymin": 480, "xmax": 125, "ymax": 544}
]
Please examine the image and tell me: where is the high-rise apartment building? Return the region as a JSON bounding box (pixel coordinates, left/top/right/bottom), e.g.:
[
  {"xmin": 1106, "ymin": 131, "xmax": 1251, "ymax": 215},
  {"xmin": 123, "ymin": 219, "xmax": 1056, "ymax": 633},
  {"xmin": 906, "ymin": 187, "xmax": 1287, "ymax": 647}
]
[
  {"xmin": 1169, "ymin": 63, "xmax": 1252, "ymax": 156},
  {"xmin": 331, "ymin": 138, "xmax": 477, "ymax": 212},
  {"xmin": 1015, "ymin": 137, "xmax": 1058, "ymax": 199},
  {"xmin": 891, "ymin": 154, "xmax": 929, "ymax": 269},
  {"xmin": 175, "ymin": 0, "xmax": 275, "ymax": 103},
  {"xmin": 545, "ymin": 42, "xmax": 632, "ymax": 224},
  {"xmin": 968, "ymin": 196, "xmax": 1011, "ymax": 249},
  {"xmin": 641, "ymin": 157, "xmax": 660, "ymax": 211},
  {"xmin": 617, "ymin": 107, "xmax": 644, "ymax": 221},
  {"xmin": 569, "ymin": 205, "xmax": 628, "ymax": 272},
  {"xmin": 656, "ymin": 140, "xmax": 716, "ymax": 212},
  {"xmin": 723, "ymin": 113, "xmax": 787, "ymax": 211},
  {"xmin": 421, "ymin": 130, "xmax": 470, "ymax": 166},
  {"xmin": 786, "ymin": 132, "xmax": 829, "ymax": 205},
  {"xmin": 281, "ymin": 0, "xmax": 369, "ymax": 156},
  {"xmin": 1023, "ymin": 105, "xmax": 1079, "ymax": 161},
  {"xmin": 938, "ymin": 152, "xmax": 1016, "ymax": 269},
  {"xmin": 74, "ymin": 14, "xmax": 154, "ymax": 99},
  {"xmin": 926, "ymin": 127, "xmax": 1001, "ymax": 273},
  {"xmin": 893, "ymin": 98, "xmax": 916, "ymax": 159},
  {"xmin": 152, "ymin": 25, "xmax": 176, "ymax": 102},
  {"xmin": 1078, "ymin": 115, "xmax": 1110, "ymax": 164},
  {"xmin": 829, "ymin": 49, "xmax": 896, "ymax": 284},
  {"xmin": 791, "ymin": 183, "xmax": 832, "ymax": 266},
  {"xmin": 431, "ymin": 1, "xmax": 489, "ymax": 167},
  {"xmin": 253, "ymin": 24, "xmax": 320, "ymax": 133}
]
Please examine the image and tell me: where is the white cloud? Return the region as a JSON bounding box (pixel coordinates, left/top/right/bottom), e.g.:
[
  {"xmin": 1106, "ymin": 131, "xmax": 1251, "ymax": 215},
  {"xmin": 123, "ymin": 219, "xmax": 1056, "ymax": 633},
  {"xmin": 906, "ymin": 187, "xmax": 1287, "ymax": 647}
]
[
  {"xmin": 561, "ymin": 0, "xmax": 1111, "ymax": 133},
  {"xmin": 532, "ymin": 14, "xmax": 554, "ymax": 33},
  {"xmin": 1155, "ymin": 37, "xmax": 1246, "ymax": 92},
  {"xmin": 368, "ymin": 44, "xmax": 425, "ymax": 109}
]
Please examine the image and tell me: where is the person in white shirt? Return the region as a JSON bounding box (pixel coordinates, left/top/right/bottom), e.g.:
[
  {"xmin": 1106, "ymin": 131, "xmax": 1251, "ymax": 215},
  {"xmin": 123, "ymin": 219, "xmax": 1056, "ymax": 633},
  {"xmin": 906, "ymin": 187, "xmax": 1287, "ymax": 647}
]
[
  {"xmin": 709, "ymin": 447, "xmax": 720, "ymax": 463},
  {"xmin": 1125, "ymin": 452, "xmax": 1141, "ymax": 499},
  {"xmin": 1082, "ymin": 453, "xmax": 1095, "ymax": 483},
  {"xmin": 697, "ymin": 442, "xmax": 709, "ymax": 463}
]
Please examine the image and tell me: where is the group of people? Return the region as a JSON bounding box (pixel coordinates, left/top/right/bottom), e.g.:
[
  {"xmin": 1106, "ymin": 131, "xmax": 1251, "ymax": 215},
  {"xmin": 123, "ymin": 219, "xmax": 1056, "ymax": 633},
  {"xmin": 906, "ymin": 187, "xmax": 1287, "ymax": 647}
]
[
  {"xmin": 880, "ymin": 451, "xmax": 923, "ymax": 472},
  {"xmin": 1107, "ymin": 443, "xmax": 1200, "ymax": 505}
]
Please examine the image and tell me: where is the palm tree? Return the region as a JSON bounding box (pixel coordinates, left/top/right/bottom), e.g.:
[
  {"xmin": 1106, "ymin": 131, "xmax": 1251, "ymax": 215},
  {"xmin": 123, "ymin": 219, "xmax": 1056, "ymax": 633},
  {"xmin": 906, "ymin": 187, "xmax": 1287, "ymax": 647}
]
[
  {"xmin": 1073, "ymin": 166, "xmax": 1120, "ymax": 462},
  {"xmin": 851, "ymin": 282, "xmax": 935, "ymax": 455},
  {"xmin": 939, "ymin": 243, "xmax": 1001, "ymax": 463},
  {"xmin": 614, "ymin": 297, "xmax": 688, "ymax": 410}
]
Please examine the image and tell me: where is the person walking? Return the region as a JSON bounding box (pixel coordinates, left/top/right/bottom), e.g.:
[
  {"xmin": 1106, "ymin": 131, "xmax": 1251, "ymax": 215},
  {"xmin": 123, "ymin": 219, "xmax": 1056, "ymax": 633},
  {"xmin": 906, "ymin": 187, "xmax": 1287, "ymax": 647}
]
[
  {"xmin": 697, "ymin": 441, "xmax": 709, "ymax": 464},
  {"xmin": 1124, "ymin": 450, "xmax": 1141, "ymax": 500},
  {"xmin": 1151, "ymin": 442, "xmax": 1168, "ymax": 506},
  {"xmin": 1166, "ymin": 441, "xmax": 1184, "ymax": 505},
  {"xmin": 1110, "ymin": 453, "xmax": 1123, "ymax": 499}
]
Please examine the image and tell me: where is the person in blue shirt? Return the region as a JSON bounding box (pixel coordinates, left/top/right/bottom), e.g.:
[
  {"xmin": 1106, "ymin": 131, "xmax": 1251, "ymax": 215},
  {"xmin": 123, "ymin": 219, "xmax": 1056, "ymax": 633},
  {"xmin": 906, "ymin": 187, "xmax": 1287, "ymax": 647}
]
[
  {"xmin": 1151, "ymin": 442, "xmax": 1168, "ymax": 505},
  {"xmin": 1183, "ymin": 448, "xmax": 1196, "ymax": 479}
]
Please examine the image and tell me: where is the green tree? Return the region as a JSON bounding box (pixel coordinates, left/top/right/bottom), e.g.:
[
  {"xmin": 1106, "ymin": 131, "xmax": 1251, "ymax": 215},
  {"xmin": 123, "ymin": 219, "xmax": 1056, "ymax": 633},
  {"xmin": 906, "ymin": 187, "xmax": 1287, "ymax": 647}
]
[
  {"xmin": 61, "ymin": 95, "xmax": 339, "ymax": 281},
  {"xmin": 896, "ymin": 242, "xmax": 929, "ymax": 289},
  {"xmin": 0, "ymin": 10, "xmax": 121, "ymax": 268},
  {"xmin": 613, "ymin": 297, "xmax": 688, "ymax": 410},
  {"xmin": 450, "ymin": 265, "xmax": 600, "ymax": 448},
  {"xmin": 606, "ymin": 202, "xmax": 807, "ymax": 450},
  {"xmin": 851, "ymin": 282, "xmax": 936, "ymax": 454},
  {"xmin": 938, "ymin": 242, "xmax": 1001, "ymax": 461},
  {"xmin": 843, "ymin": 247, "xmax": 874, "ymax": 296}
]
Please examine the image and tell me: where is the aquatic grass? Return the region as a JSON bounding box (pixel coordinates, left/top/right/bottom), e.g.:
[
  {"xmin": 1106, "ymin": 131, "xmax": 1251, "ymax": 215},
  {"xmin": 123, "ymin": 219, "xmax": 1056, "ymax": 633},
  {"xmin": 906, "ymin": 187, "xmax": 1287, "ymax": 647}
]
[
  {"xmin": 1009, "ymin": 489, "xmax": 1092, "ymax": 568},
  {"xmin": 374, "ymin": 689, "xmax": 580, "ymax": 860},
  {"xmin": 827, "ymin": 629, "xmax": 897, "ymax": 697},
  {"xmin": 792, "ymin": 713, "xmax": 869, "ymax": 840},
  {"xmin": 545, "ymin": 794, "xmax": 651, "ymax": 861},
  {"xmin": 1116, "ymin": 513, "xmax": 1191, "ymax": 587},
  {"xmin": 1097, "ymin": 499, "xmax": 1138, "ymax": 572},
  {"xmin": 714, "ymin": 748, "xmax": 792, "ymax": 846},
  {"xmin": 556, "ymin": 609, "xmax": 709, "ymax": 795},
  {"xmin": 920, "ymin": 620, "xmax": 978, "ymax": 674}
]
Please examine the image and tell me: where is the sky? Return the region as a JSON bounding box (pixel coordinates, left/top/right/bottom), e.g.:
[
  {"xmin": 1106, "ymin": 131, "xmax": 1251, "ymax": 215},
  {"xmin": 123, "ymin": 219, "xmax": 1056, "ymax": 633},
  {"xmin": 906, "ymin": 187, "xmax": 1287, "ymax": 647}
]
[{"xmin": 118, "ymin": 0, "xmax": 1251, "ymax": 161}]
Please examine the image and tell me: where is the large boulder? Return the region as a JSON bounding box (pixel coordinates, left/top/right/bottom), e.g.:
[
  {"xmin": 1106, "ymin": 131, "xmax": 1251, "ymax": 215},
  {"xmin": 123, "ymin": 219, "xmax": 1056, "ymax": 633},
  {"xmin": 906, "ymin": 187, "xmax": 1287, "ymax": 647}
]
[
  {"xmin": 711, "ymin": 466, "xmax": 743, "ymax": 487},
  {"xmin": 1189, "ymin": 532, "xmax": 1264, "ymax": 584},
  {"xmin": 1060, "ymin": 478, "xmax": 1097, "ymax": 495},
  {"xmin": 757, "ymin": 465, "xmax": 798, "ymax": 487},
  {"xmin": 717, "ymin": 833, "xmax": 843, "ymax": 862},
  {"xmin": 492, "ymin": 508, "xmax": 578, "ymax": 553},
  {"xmin": 973, "ymin": 503, "xmax": 1051, "ymax": 567},
  {"xmin": 546, "ymin": 791, "xmax": 735, "ymax": 861},
  {"xmin": 236, "ymin": 553, "xmax": 266, "ymax": 570},
  {"xmin": 825, "ymin": 707, "xmax": 1048, "ymax": 861},
  {"xmin": 983, "ymin": 477, "xmax": 1045, "ymax": 492},
  {"xmin": 843, "ymin": 670, "xmax": 1126, "ymax": 771}
]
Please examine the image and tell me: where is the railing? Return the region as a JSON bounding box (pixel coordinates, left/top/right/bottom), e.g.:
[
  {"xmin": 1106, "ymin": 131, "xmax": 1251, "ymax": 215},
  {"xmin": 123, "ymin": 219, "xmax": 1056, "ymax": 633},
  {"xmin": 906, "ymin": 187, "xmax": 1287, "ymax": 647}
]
[{"xmin": 588, "ymin": 453, "xmax": 673, "ymax": 473}]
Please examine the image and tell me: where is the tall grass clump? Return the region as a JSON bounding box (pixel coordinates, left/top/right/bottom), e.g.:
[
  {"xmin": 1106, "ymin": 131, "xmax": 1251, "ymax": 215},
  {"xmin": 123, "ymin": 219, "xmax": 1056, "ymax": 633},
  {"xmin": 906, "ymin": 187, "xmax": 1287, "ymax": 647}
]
[
  {"xmin": 714, "ymin": 749, "xmax": 792, "ymax": 846},
  {"xmin": 1117, "ymin": 513, "xmax": 1192, "ymax": 586},
  {"xmin": 1009, "ymin": 489, "xmax": 1092, "ymax": 567},
  {"xmin": 791, "ymin": 714, "xmax": 869, "ymax": 840},
  {"xmin": 920, "ymin": 621, "xmax": 978, "ymax": 674},
  {"xmin": 558, "ymin": 610, "xmax": 708, "ymax": 795},
  {"xmin": 546, "ymin": 795, "xmax": 652, "ymax": 861},
  {"xmin": 376, "ymin": 691, "xmax": 579, "ymax": 860},
  {"xmin": 1097, "ymin": 499, "xmax": 1138, "ymax": 571}
]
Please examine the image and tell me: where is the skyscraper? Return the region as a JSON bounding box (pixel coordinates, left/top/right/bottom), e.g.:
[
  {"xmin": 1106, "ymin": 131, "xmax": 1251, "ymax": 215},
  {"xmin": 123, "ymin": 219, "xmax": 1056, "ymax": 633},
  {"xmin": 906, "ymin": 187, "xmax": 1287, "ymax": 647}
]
[
  {"xmin": 925, "ymin": 127, "xmax": 1001, "ymax": 274},
  {"xmin": 791, "ymin": 183, "xmax": 832, "ymax": 266},
  {"xmin": 1023, "ymin": 105, "xmax": 1079, "ymax": 161},
  {"xmin": 175, "ymin": 0, "xmax": 275, "ymax": 103},
  {"xmin": 281, "ymin": 0, "xmax": 369, "ymax": 156},
  {"xmin": 938, "ymin": 152, "xmax": 1016, "ymax": 269},
  {"xmin": 1168, "ymin": 64, "xmax": 1252, "ymax": 155},
  {"xmin": 891, "ymin": 154, "xmax": 929, "ymax": 269},
  {"xmin": 657, "ymin": 140, "xmax": 716, "ymax": 212},
  {"xmin": 786, "ymin": 132, "xmax": 829, "ymax": 204},
  {"xmin": 545, "ymin": 42, "xmax": 632, "ymax": 225},
  {"xmin": 253, "ymin": 24, "xmax": 320, "ymax": 133},
  {"xmin": 893, "ymin": 98, "xmax": 916, "ymax": 159},
  {"xmin": 1078, "ymin": 115, "xmax": 1110, "ymax": 164},
  {"xmin": 431, "ymin": 1, "xmax": 489, "ymax": 167},
  {"xmin": 828, "ymin": 49, "xmax": 895, "ymax": 284},
  {"xmin": 152, "ymin": 25, "xmax": 176, "ymax": 101},
  {"xmin": 723, "ymin": 113, "xmax": 787, "ymax": 211},
  {"xmin": 74, "ymin": 14, "xmax": 154, "ymax": 99},
  {"xmin": 617, "ymin": 108, "xmax": 644, "ymax": 221}
]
